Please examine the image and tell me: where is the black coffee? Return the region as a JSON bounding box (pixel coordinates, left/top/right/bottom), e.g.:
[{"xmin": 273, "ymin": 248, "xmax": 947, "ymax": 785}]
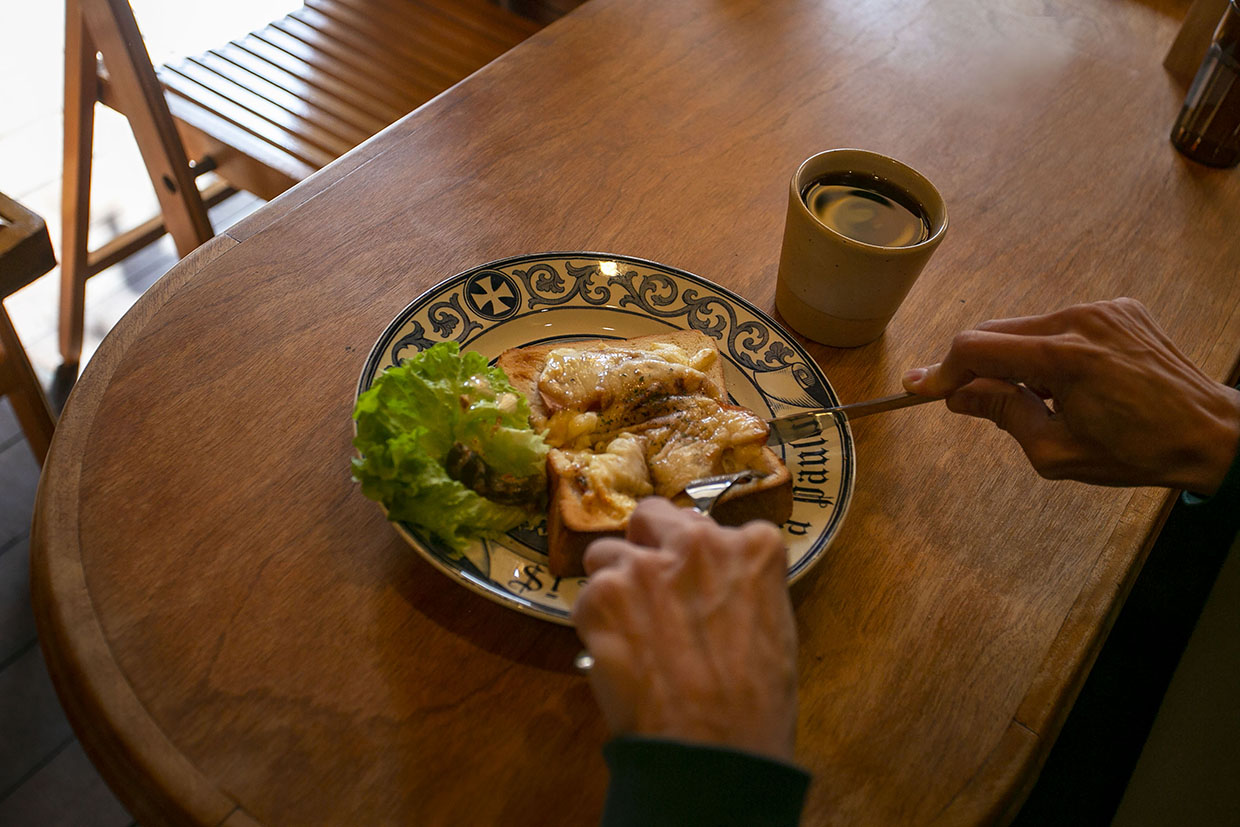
[{"xmin": 801, "ymin": 172, "xmax": 931, "ymax": 247}]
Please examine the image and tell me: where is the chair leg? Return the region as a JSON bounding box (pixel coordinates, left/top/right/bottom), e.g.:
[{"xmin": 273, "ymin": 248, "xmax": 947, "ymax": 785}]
[
  {"xmin": 59, "ymin": 0, "xmax": 97, "ymax": 370},
  {"xmin": 0, "ymin": 306, "xmax": 55, "ymax": 466},
  {"xmin": 60, "ymin": 0, "xmax": 217, "ymax": 374},
  {"xmin": 80, "ymin": 0, "xmax": 214, "ymax": 258}
]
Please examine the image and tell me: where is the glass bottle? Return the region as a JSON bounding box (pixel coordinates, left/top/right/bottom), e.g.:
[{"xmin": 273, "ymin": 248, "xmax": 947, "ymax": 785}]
[{"xmin": 1171, "ymin": 0, "xmax": 1240, "ymax": 167}]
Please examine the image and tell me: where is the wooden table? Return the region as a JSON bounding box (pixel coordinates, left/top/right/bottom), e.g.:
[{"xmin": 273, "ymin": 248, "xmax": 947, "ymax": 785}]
[{"xmin": 31, "ymin": 0, "xmax": 1240, "ymax": 824}]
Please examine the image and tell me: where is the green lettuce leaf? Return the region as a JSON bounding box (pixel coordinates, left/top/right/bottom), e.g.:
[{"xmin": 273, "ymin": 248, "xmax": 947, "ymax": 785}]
[{"xmin": 351, "ymin": 342, "xmax": 548, "ymax": 551}]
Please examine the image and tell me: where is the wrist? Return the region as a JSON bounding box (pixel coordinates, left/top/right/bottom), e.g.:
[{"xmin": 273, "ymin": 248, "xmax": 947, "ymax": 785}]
[{"xmin": 1180, "ymin": 384, "xmax": 1240, "ymax": 496}]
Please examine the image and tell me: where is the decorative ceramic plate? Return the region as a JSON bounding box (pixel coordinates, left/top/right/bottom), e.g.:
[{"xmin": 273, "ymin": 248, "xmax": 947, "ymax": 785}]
[{"xmin": 357, "ymin": 253, "xmax": 854, "ymax": 625}]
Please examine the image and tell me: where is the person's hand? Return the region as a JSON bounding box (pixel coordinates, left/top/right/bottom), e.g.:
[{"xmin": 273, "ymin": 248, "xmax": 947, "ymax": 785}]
[
  {"xmin": 902, "ymin": 298, "xmax": 1240, "ymax": 494},
  {"xmin": 571, "ymin": 498, "xmax": 798, "ymax": 762}
]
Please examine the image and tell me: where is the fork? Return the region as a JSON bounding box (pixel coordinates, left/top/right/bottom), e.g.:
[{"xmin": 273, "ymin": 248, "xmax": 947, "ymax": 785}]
[{"xmin": 682, "ymin": 470, "xmax": 760, "ymax": 515}]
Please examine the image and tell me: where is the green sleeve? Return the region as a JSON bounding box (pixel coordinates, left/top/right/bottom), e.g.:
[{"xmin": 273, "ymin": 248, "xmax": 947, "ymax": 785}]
[{"xmin": 600, "ymin": 735, "xmax": 810, "ymax": 826}]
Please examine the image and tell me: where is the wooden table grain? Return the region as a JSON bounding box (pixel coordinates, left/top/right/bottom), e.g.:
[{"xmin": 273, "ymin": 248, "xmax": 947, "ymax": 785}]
[{"xmin": 31, "ymin": 0, "xmax": 1240, "ymax": 824}]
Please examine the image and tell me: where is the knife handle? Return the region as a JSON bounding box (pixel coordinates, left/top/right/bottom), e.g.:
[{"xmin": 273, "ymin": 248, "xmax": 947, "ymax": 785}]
[{"xmin": 832, "ymin": 392, "xmax": 936, "ymax": 421}]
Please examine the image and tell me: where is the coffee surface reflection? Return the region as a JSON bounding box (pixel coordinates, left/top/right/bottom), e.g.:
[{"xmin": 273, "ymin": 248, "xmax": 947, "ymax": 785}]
[{"xmin": 802, "ymin": 172, "xmax": 931, "ymax": 247}]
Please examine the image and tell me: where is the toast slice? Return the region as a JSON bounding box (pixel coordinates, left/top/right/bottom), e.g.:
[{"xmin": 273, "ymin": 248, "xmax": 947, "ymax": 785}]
[{"xmin": 498, "ymin": 331, "xmax": 793, "ymax": 576}]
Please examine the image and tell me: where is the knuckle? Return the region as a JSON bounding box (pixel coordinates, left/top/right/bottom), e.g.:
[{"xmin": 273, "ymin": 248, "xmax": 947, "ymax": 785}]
[
  {"xmin": 678, "ymin": 519, "xmax": 715, "ymax": 552},
  {"xmin": 1067, "ymin": 300, "xmax": 1124, "ymax": 337},
  {"xmin": 1065, "ymin": 298, "xmax": 1101, "ymax": 316},
  {"xmin": 1112, "ymin": 296, "xmax": 1154, "ymax": 328},
  {"xmin": 583, "ymin": 569, "xmax": 625, "ymax": 600},
  {"xmin": 573, "ymin": 573, "xmax": 623, "ymax": 625},
  {"xmin": 582, "ymin": 538, "xmax": 627, "ymax": 575},
  {"xmin": 744, "ymin": 520, "xmax": 783, "ymax": 556},
  {"xmin": 974, "ymin": 317, "xmax": 1002, "ymax": 332},
  {"xmin": 760, "ymin": 538, "xmax": 788, "ymax": 574},
  {"xmin": 951, "ymin": 328, "xmax": 986, "ymax": 355},
  {"xmin": 1037, "ymin": 334, "xmax": 1081, "ymax": 375},
  {"xmin": 1053, "ymin": 301, "xmax": 1104, "ymax": 335},
  {"xmin": 629, "ymin": 550, "xmax": 674, "ymax": 586},
  {"xmin": 1085, "ymin": 301, "xmax": 1116, "ymax": 325},
  {"xmin": 1053, "ymin": 333, "xmax": 1100, "ymax": 377},
  {"xmin": 737, "ymin": 521, "xmax": 787, "ymax": 580},
  {"xmin": 942, "ymin": 330, "xmax": 988, "ymax": 376}
]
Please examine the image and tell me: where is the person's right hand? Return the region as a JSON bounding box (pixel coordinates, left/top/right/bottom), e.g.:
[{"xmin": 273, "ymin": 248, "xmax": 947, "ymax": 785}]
[
  {"xmin": 902, "ymin": 298, "xmax": 1240, "ymax": 495},
  {"xmin": 571, "ymin": 498, "xmax": 798, "ymax": 762}
]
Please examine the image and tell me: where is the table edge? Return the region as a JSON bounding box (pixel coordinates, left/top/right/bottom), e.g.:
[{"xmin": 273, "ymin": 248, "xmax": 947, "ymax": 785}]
[
  {"xmin": 934, "ymin": 486, "xmax": 1177, "ymax": 822},
  {"xmin": 30, "ymin": 234, "xmax": 247, "ymax": 827}
]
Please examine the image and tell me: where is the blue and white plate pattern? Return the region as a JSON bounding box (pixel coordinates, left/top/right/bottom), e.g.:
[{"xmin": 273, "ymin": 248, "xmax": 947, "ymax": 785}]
[{"xmin": 357, "ymin": 253, "xmax": 854, "ymax": 625}]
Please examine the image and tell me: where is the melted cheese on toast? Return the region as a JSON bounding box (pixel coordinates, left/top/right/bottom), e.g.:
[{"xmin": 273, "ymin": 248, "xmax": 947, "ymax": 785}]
[{"xmin": 537, "ymin": 340, "xmax": 770, "ymax": 516}]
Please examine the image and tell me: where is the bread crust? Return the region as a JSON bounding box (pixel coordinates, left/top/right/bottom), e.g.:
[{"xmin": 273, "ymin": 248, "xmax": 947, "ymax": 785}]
[{"xmin": 499, "ymin": 331, "xmax": 793, "ymax": 576}]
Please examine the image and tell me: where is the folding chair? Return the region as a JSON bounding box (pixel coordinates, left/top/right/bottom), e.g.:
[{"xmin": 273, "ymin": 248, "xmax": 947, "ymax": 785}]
[{"xmin": 60, "ymin": 0, "xmax": 541, "ymax": 369}]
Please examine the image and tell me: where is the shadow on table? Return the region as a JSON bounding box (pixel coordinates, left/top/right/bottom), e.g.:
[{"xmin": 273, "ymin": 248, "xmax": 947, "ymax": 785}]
[{"xmin": 382, "ymin": 540, "xmax": 584, "ymax": 675}]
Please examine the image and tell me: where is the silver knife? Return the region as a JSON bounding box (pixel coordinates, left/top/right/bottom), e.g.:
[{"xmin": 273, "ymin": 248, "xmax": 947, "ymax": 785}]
[{"xmin": 765, "ymin": 392, "xmax": 936, "ymax": 445}]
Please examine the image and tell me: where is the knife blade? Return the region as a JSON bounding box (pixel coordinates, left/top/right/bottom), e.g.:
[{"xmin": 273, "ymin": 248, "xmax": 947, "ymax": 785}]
[{"xmin": 765, "ymin": 392, "xmax": 935, "ymax": 445}]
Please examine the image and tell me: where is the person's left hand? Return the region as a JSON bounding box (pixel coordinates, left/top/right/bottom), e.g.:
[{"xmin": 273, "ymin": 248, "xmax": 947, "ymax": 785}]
[{"xmin": 571, "ymin": 498, "xmax": 798, "ymax": 762}]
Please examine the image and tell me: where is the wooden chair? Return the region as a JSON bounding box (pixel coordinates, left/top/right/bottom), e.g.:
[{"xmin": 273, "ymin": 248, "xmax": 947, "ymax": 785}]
[
  {"xmin": 61, "ymin": 0, "xmax": 541, "ymax": 370},
  {"xmin": 0, "ymin": 194, "xmax": 59, "ymax": 465}
]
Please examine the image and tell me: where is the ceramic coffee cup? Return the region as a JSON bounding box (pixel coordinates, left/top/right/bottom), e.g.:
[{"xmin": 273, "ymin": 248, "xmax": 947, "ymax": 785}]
[{"xmin": 775, "ymin": 149, "xmax": 948, "ymax": 347}]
